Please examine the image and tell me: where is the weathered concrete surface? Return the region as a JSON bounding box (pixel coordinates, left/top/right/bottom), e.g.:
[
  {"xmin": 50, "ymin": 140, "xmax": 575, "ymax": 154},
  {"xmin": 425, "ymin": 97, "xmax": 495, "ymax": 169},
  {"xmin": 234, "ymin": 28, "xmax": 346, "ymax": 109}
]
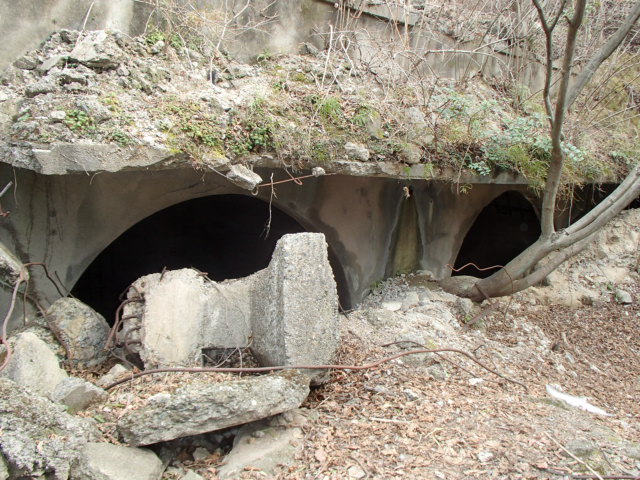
[
  {"xmin": 0, "ymin": 331, "xmax": 68, "ymax": 398},
  {"xmin": 0, "ymin": 378, "xmax": 99, "ymax": 479},
  {"xmin": 251, "ymin": 233, "xmax": 339, "ymax": 383},
  {"xmin": 52, "ymin": 377, "xmax": 108, "ymax": 413},
  {"xmin": 71, "ymin": 443, "xmax": 163, "ymax": 480},
  {"xmin": 119, "ymin": 269, "xmax": 252, "ymax": 368},
  {"xmin": 117, "ymin": 370, "xmax": 310, "ymax": 446},
  {"xmin": 46, "ymin": 297, "xmax": 110, "ymax": 368}
]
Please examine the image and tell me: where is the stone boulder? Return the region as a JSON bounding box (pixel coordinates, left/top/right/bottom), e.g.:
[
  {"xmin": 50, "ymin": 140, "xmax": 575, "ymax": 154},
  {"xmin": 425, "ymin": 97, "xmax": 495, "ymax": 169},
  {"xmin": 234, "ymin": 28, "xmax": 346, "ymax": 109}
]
[
  {"xmin": 70, "ymin": 443, "xmax": 163, "ymax": 480},
  {"xmin": 117, "ymin": 370, "xmax": 310, "ymax": 446},
  {"xmin": 52, "ymin": 377, "xmax": 108, "ymax": 413},
  {"xmin": 46, "ymin": 297, "xmax": 110, "ymax": 368},
  {"xmin": 70, "ymin": 30, "xmax": 125, "ymax": 70},
  {"xmin": 0, "ymin": 378, "xmax": 99, "ymax": 479},
  {"xmin": 0, "ymin": 331, "xmax": 67, "ymax": 399}
]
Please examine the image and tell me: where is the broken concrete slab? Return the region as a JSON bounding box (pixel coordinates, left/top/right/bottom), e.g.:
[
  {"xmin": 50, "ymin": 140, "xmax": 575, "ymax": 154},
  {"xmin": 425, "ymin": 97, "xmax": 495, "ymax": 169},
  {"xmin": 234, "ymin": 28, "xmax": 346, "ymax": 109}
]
[
  {"xmin": 70, "ymin": 30, "xmax": 125, "ymax": 70},
  {"xmin": 119, "ymin": 269, "xmax": 252, "ymax": 368},
  {"xmin": 117, "ymin": 370, "xmax": 310, "ymax": 446},
  {"xmin": 46, "ymin": 297, "xmax": 110, "ymax": 368},
  {"xmin": 0, "ymin": 331, "xmax": 67, "ymax": 399},
  {"xmin": 52, "ymin": 377, "xmax": 108, "ymax": 413},
  {"xmin": 0, "ymin": 378, "xmax": 99, "ymax": 480},
  {"xmin": 251, "ymin": 233, "xmax": 339, "ymax": 384},
  {"xmin": 71, "ymin": 443, "xmax": 163, "ymax": 480},
  {"xmin": 218, "ymin": 415, "xmax": 306, "ymax": 479},
  {"xmin": 0, "ymin": 241, "xmax": 24, "ymax": 286},
  {"xmin": 225, "ymin": 164, "xmax": 263, "ymax": 190}
]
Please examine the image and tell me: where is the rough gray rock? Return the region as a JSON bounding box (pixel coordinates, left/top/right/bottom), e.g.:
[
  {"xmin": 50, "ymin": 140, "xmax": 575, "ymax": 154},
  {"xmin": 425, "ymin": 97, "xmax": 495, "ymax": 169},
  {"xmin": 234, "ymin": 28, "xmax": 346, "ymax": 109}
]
[
  {"xmin": 0, "ymin": 331, "xmax": 68, "ymax": 398},
  {"xmin": 225, "ymin": 164, "xmax": 263, "ymax": 190},
  {"xmin": 181, "ymin": 471, "xmax": 205, "ymax": 480},
  {"xmin": 615, "ymin": 289, "xmax": 633, "ymax": 304},
  {"xmin": 96, "ymin": 364, "xmax": 130, "ymax": 388},
  {"xmin": 70, "ymin": 30, "xmax": 124, "ymax": 70},
  {"xmin": 71, "ymin": 443, "xmax": 163, "ymax": 480},
  {"xmin": 52, "ymin": 377, "xmax": 108, "ymax": 413},
  {"xmin": 219, "ymin": 410, "xmax": 311, "ymax": 476},
  {"xmin": 344, "ymin": 142, "xmax": 370, "ymax": 161},
  {"xmin": 251, "ymin": 233, "xmax": 339, "ymax": 384},
  {"xmin": 0, "ymin": 241, "xmax": 24, "ymax": 285},
  {"xmin": 218, "ymin": 417, "xmax": 304, "ymax": 479},
  {"xmin": 46, "ymin": 297, "xmax": 110, "ymax": 368},
  {"xmin": 25, "ymin": 78, "xmax": 58, "ymax": 97},
  {"xmin": 0, "ymin": 378, "xmax": 99, "ymax": 480},
  {"xmin": 117, "ymin": 371, "xmax": 310, "ymax": 446}
]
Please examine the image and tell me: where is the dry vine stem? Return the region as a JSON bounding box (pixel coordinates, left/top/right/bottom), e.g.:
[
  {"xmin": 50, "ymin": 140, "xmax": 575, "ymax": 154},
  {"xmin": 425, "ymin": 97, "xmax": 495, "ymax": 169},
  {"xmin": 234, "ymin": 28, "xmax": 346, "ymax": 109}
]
[{"xmin": 104, "ymin": 347, "xmax": 527, "ymax": 390}]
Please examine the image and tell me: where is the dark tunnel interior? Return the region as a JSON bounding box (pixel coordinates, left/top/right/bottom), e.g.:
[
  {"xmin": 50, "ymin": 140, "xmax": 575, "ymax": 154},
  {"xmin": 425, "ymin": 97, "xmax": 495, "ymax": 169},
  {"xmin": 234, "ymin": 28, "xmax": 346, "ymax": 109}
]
[
  {"xmin": 71, "ymin": 194, "xmax": 350, "ymax": 323},
  {"xmin": 453, "ymin": 191, "xmax": 541, "ymax": 278}
]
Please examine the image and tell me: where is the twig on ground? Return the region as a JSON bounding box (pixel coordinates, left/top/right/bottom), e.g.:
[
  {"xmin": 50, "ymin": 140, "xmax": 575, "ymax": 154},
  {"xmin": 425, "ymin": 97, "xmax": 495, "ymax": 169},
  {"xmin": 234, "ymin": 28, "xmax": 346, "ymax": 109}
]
[{"xmin": 544, "ymin": 432, "xmax": 605, "ymax": 480}]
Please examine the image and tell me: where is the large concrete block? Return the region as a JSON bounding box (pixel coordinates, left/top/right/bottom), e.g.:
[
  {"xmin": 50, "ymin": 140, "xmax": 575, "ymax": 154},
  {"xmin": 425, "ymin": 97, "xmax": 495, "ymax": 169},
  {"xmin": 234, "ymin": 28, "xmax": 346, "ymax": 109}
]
[
  {"xmin": 250, "ymin": 233, "xmax": 339, "ymax": 382},
  {"xmin": 119, "ymin": 269, "xmax": 252, "ymax": 368},
  {"xmin": 117, "ymin": 371, "xmax": 310, "ymax": 446}
]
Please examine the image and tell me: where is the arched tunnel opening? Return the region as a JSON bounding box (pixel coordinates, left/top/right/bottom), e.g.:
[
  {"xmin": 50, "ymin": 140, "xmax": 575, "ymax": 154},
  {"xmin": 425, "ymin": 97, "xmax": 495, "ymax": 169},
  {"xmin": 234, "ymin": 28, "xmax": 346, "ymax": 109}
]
[
  {"xmin": 453, "ymin": 191, "xmax": 541, "ymax": 278},
  {"xmin": 71, "ymin": 194, "xmax": 350, "ymax": 323}
]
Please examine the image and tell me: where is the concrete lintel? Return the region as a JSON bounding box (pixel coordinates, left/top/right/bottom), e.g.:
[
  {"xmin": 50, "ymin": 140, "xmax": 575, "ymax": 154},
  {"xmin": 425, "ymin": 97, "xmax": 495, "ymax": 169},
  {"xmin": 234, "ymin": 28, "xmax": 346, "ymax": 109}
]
[{"xmin": 316, "ymin": 0, "xmax": 419, "ymax": 26}]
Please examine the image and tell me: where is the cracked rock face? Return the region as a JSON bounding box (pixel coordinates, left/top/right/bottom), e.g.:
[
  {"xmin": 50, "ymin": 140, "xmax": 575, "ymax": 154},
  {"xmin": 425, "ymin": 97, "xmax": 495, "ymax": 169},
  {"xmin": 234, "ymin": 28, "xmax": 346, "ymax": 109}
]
[
  {"xmin": 117, "ymin": 370, "xmax": 310, "ymax": 446},
  {"xmin": 0, "ymin": 378, "xmax": 100, "ymax": 479}
]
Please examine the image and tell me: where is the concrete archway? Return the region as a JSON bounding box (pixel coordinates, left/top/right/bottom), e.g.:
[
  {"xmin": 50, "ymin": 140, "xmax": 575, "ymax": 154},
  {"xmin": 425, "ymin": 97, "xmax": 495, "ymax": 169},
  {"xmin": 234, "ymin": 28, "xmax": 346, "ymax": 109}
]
[
  {"xmin": 453, "ymin": 191, "xmax": 541, "ymax": 278},
  {"xmin": 70, "ymin": 194, "xmax": 351, "ymax": 322}
]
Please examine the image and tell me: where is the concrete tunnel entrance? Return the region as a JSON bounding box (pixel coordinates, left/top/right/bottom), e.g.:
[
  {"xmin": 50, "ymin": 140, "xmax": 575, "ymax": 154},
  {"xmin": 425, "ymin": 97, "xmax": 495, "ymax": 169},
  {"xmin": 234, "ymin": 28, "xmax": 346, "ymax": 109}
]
[
  {"xmin": 453, "ymin": 191, "xmax": 541, "ymax": 278},
  {"xmin": 71, "ymin": 194, "xmax": 350, "ymax": 323}
]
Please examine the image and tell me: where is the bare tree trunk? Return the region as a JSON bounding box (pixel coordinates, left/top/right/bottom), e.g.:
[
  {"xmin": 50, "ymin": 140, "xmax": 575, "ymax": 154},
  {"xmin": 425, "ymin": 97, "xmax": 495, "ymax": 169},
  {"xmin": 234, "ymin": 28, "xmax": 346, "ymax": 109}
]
[{"xmin": 461, "ymin": 0, "xmax": 640, "ymax": 301}]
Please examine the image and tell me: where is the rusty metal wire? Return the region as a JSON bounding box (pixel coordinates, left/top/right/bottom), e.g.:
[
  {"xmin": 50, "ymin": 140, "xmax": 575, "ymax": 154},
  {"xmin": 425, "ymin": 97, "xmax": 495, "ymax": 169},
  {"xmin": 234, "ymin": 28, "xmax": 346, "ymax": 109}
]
[{"xmin": 103, "ymin": 347, "xmax": 528, "ymax": 391}]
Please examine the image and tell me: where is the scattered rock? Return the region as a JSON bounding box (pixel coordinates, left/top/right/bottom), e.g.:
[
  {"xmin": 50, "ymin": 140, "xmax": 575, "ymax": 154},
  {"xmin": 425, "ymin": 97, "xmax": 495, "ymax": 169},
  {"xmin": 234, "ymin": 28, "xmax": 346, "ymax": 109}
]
[
  {"xmin": 347, "ymin": 465, "xmax": 366, "ymax": 478},
  {"xmin": 564, "ymin": 438, "xmax": 599, "ymax": 459},
  {"xmin": 0, "ymin": 378, "xmax": 99, "ymax": 479},
  {"xmin": 13, "ymin": 55, "xmax": 39, "ymax": 70},
  {"xmin": 344, "ymin": 142, "xmax": 370, "ymax": 161},
  {"xmin": 46, "ymin": 297, "xmax": 110, "ymax": 368},
  {"xmin": 25, "ymin": 78, "xmax": 57, "ymax": 97},
  {"xmin": 70, "ymin": 30, "xmax": 125, "ymax": 70},
  {"xmin": 72, "ymin": 442, "xmax": 163, "ymax": 480},
  {"xmin": 398, "ymin": 142, "xmax": 422, "ymax": 164},
  {"xmin": 117, "ymin": 371, "xmax": 310, "ymax": 446},
  {"xmin": 0, "ymin": 241, "xmax": 24, "ymax": 285},
  {"xmin": 401, "ymin": 292, "xmax": 420, "ymax": 310},
  {"xmin": 96, "ymin": 364, "xmax": 130, "ymax": 388},
  {"xmin": 615, "ymin": 289, "xmax": 632, "ymax": 304},
  {"xmin": 52, "ymin": 377, "xmax": 108, "ymax": 413},
  {"xmin": 382, "ymin": 301, "xmax": 402, "ymax": 312},
  {"xmin": 0, "ymin": 331, "xmax": 67, "ymax": 398},
  {"xmin": 37, "ymin": 55, "xmax": 67, "ymax": 74},
  {"xmin": 477, "ymin": 450, "xmax": 494, "ymax": 462},
  {"xmin": 181, "ymin": 471, "xmax": 205, "ymax": 480},
  {"xmin": 50, "ymin": 110, "xmax": 67, "ymax": 122},
  {"xmin": 225, "ymin": 164, "xmax": 263, "ymax": 190},
  {"xmin": 218, "ymin": 417, "xmax": 304, "ymax": 479}
]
